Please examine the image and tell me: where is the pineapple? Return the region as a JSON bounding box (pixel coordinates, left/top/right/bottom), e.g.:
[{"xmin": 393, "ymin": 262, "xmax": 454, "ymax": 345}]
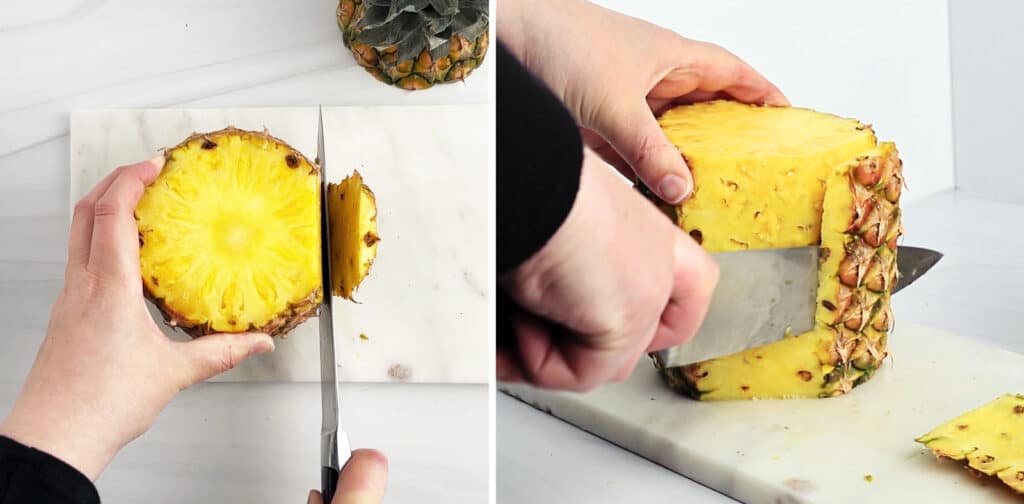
[
  {"xmin": 136, "ymin": 128, "xmax": 323, "ymax": 338},
  {"xmin": 337, "ymin": 0, "xmax": 489, "ymax": 90},
  {"xmin": 916, "ymin": 394, "xmax": 1024, "ymax": 494},
  {"xmin": 327, "ymin": 171, "xmax": 380, "ymax": 299},
  {"xmin": 649, "ymin": 100, "xmax": 904, "ymax": 400}
]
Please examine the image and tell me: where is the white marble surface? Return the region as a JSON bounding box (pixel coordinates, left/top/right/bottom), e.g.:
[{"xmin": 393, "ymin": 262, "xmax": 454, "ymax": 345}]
[
  {"xmin": 498, "ymin": 190, "xmax": 1024, "ymax": 503},
  {"xmin": 69, "ymin": 106, "xmax": 490, "ymax": 384},
  {"xmin": 503, "ymin": 321, "xmax": 1024, "ymax": 504},
  {"xmin": 0, "ymin": 382, "xmax": 487, "ymax": 503},
  {"xmin": 0, "ymin": 0, "xmax": 490, "ymax": 501}
]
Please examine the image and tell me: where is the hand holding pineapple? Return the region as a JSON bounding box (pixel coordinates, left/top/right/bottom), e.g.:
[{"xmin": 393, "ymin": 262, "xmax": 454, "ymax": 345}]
[
  {"xmin": 0, "ymin": 157, "xmax": 276, "ymax": 481},
  {"xmin": 498, "ymin": 150, "xmax": 718, "ymax": 391},
  {"xmin": 498, "ymin": 0, "xmax": 788, "ymax": 204}
]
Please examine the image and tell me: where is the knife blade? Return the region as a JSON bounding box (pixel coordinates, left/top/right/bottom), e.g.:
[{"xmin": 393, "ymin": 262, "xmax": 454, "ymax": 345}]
[
  {"xmin": 655, "ymin": 245, "xmax": 942, "ymax": 367},
  {"xmin": 318, "ymin": 107, "xmax": 351, "ymax": 503}
]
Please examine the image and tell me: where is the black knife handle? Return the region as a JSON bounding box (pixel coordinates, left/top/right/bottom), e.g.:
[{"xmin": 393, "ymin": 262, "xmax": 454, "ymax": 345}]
[{"xmin": 322, "ymin": 466, "xmax": 340, "ymax": 503}]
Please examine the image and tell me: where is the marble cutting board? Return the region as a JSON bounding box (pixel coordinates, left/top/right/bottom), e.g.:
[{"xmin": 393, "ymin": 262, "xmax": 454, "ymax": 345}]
[
  {"xmin": 69, "ymin": 106, "xmax": 489, "ymax": 383},
  {"xmin": 502, "ymin": 322, "xmax": 1024, "ymax": 503}
]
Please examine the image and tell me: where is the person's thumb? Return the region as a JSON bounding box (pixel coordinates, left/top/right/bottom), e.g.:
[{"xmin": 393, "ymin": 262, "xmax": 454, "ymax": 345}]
[
  {"xmin": 596, "ymin": 99, "xmax": 692, "ymax": 204},
  {"xmin": 335, "ymin": 449, "xmax": 388, "ymax": 503},
  {"xmin": 306, "ymin": 449, "xmax": 388, "ymax": 504},
  {"xmin": 176, "ymin": 332, "xmax": 275, "ymax": 386}
]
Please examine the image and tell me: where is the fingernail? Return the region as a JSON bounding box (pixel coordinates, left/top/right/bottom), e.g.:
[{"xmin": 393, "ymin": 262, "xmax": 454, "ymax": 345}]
[
  {"xmin": 149, "ymin": 155, "xmax": 166, "ymax": 172},
  {"xmin": 658, "ymin": 174, "xmax": 691, "ymax": 204},
  {"xmin": 250, "ymin": 335, "xmax": 275, "ymax": 356},
  {"xmin": 353, "ymin": 449, "xmax": 389, "ymax": 491},
  {"xmin": 364, "ymin": 448, "xmax": 389, "ymax": 471}
]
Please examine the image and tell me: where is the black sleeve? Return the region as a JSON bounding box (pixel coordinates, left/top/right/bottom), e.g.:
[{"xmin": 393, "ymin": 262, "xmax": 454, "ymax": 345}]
[
  {"xmin": 496, "ymin": 42, "xmax": 584, "ymax": 275},
  {"xmin": 0, "ymin": 436, "xmax": 100, "ymax": 504}
]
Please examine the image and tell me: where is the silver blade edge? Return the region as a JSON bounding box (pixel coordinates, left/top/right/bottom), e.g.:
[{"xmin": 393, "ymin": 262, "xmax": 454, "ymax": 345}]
[
  {"xmin": 318, "ymin": 106, "xmax": 351, "ymax": 471},
  {"xmin": 893, "ymin": 245, "xmax": 943, "ymax": 294},
  {"xmin": 655, "ymin": 245, "xmax": 942, "ymax": 368}
]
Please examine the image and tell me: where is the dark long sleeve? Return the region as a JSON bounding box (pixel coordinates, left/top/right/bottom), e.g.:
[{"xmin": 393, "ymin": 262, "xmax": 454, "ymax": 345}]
[
  {"xmin": 0, "ymin": 436, "xmax": 99, "ymax": 504},
  {"xmin": 496, "ymin": 42, "xmax": 585, "ymax": 347},
  {"xmin": 496, "ymin": 42, "xmax": 584, "ymax": 275}
]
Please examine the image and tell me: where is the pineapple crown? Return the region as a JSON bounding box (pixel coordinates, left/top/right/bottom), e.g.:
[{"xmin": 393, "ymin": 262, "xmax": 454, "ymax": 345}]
[{"xmin": 353, "ymin": 0, "xmax": 488, "ymax": 63}]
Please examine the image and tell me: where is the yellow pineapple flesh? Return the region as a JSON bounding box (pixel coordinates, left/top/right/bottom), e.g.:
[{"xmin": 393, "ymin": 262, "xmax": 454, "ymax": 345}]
[
  {"xmin": 136, "ymin": 128, "xmax": 322, "ymax": 337},
  {"xmin": 651, "ymin": 100, "xmax": 904, "ymax": 400},
  {"xmin": 327, "ymin": 170, "xmax": 379, "ymax": 300},
  {"xmin": 916, "ymin": 394, "xmax": 1024, "ymax": 494}
]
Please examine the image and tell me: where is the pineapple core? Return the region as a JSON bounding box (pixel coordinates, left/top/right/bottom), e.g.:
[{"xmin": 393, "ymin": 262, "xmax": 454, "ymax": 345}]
[
  {"xmin": 136, "ymin": 129, "xmax": 322, "ymax": 337},
  {"xmin": 917, "ymin": 394, "xmax": 1024, "ymax": 494},
  {"xmin": 653, "ymin": 101, "xmax": 903, "ymax": 400}
]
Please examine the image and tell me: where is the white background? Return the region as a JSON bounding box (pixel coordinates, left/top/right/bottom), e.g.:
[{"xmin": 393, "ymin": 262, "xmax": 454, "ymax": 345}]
[{"xmin": 948, "ymin": 0, "xmax": 1024, "ymax": 201}]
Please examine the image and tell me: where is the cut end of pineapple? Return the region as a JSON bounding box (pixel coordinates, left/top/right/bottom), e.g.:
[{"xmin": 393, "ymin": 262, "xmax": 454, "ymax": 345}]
[
  {"xmin": 328, "ymin": 170, "xmax": 379, "ymax": 300},
  {"xmin": 659, "ymin": 100, "xmax": 878, "ymax": 253},
  {"xmin": 136, "ymin": 127, "xmax": 322, "ymax": 338},
  {"xmin": 916, "ymin": 394, "xmax": 1024, "ymax": 494}
]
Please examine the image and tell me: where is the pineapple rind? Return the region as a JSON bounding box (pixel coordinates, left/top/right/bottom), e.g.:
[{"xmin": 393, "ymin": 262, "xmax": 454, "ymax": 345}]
[
  {"xmin": 916, "ymin": 394, "xmax": 1024, "ymax": 494},
  {"xmin": 652, "ymin": 101, "xmax": 903, "ymax": 400},
  {"xmin": 136, "ymin": 127, "xmax": 322, "ymax": 338}
]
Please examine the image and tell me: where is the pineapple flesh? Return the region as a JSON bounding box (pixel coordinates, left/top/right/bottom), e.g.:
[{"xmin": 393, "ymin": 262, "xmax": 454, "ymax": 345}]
[
  {"xmin": 337, "ymin": 0, "xmax": 489, "ymax": 90},
  {"xmin": 327, "ymin": 170, "xmax": 380, "ymax": 299},
  {"xmin": 916, "ymin": 394, "xmax": 1024, "ymax": 494},
  {"xmin": 136, "ymin": 128, "xmax": 322, "ymax": 338},
  {"xmin": 651, "ymin": 100, "xmax": 904, "ymax": 400}
]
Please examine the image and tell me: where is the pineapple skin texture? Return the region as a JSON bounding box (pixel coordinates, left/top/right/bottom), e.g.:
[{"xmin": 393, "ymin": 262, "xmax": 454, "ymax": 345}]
[
  {"xmin": 916, "ymin": 394, "xmax": 1024, "ymax": 494},
  {"xmin": 136, "ymin": 128, "xmax": 322, "ymax": 338},
  {"xmin": 653, "ymin": 101, "xmax": 904, "ymax": 400},
  {"xmin": 327, "ymin": 170, "xmax": 380, "ymax": 300},
  {"xmin": 336, "ymin": 0, "xmax": 489, "ymax": 90}
]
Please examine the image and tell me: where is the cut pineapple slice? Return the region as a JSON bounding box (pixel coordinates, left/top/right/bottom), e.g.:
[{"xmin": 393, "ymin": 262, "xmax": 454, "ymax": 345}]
[
  {"xmin": 916, "ymin": 394, "xmax": 1024, "ymax": 494},
  {"xmin": 651, "ymin": 101, "xmax": 903, "ymax": 400},
  {"xmin": 327, "ymin": 170, "xmax": 379, "ymax": 299},
  {"xmin": 135, "ymin": 128, "xmax": 321, "ymax": 337}
]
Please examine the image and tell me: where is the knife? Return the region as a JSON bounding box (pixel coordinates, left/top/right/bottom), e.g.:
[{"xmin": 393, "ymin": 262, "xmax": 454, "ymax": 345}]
[
  {"xmin": 318, "ymin": 106, "xmax": 351, "ymax": 503},
  {"xmin": 654, "ymin": 245, "xmax": 943, "ymax": 367}
]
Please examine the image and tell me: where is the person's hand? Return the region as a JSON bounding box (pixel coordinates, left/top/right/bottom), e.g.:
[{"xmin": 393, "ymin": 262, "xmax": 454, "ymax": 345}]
[
  {"xmin": 498, "ymin": 0, "xmax": 789, "ymax": 204},
  {"xmin": 497, "ymin": 150, "xmax": 718, "ymax": 391},
  {"xmin": 307, "ymin": 449, "xmax": 389, "ymax": 504},
  {"xmin": 0, "ymin": 157, "xmax": 275, "ymax": 480}
]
